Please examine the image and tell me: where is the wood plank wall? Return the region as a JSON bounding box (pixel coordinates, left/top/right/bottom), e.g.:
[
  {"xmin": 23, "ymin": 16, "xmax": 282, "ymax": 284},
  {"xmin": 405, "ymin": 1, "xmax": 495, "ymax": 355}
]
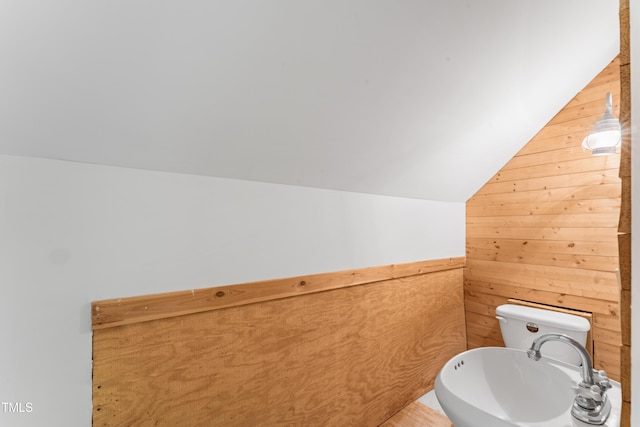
[
  {"xmin": 465, "ymin": 57, "xmax": 622, "ymax": 380},
  {"xmin": 92, "ymin": 258, "xmax": 466, "ymax": 426}
]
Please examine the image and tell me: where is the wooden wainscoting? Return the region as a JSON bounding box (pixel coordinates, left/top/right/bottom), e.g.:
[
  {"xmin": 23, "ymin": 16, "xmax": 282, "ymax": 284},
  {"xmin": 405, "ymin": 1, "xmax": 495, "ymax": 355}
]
[
  {"xmin": 465, "ymin": 57, "xmax": 622, "ymax": 380},
  {"xmin": 92, "ymin": 258, "xmax": 465, "ymax": 426}
]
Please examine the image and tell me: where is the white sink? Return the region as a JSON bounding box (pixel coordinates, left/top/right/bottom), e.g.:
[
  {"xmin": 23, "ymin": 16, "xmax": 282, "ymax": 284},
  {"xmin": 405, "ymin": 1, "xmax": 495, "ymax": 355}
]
[{"xmin": 434, "ymin": 347, "xmax": 621, "ymax": 427}]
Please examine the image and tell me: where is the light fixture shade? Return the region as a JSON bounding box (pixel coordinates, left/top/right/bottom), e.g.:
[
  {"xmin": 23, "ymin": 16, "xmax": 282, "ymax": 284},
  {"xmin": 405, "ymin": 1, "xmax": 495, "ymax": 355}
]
[{"xmin": 581, "ymin": 92, "xmax": 621, "ymax": 156}]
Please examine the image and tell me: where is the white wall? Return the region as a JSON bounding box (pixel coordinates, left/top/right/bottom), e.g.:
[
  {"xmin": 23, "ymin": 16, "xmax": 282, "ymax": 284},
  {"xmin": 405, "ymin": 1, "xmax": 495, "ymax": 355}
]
[{"xmin": 0, "ymin": 154, "xmax": 464, "ymax": 426}]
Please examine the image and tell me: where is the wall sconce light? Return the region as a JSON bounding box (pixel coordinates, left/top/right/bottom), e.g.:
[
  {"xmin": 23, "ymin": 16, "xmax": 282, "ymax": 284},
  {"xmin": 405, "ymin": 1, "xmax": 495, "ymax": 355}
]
[{"xmin": 581, "ymin": 92, "xmax": 621, "ymax": 156}]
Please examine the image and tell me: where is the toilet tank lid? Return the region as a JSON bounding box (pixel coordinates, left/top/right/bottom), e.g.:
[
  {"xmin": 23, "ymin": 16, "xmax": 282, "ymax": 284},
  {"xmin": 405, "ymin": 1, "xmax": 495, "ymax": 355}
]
[{"xmin": 496, "ymin": 304, "xmax": 590, "ymax": 332}]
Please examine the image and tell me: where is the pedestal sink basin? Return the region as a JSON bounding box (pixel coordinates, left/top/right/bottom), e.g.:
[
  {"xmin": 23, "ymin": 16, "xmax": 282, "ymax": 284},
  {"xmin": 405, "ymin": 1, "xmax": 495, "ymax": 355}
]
[{"xmin": 434, "ymin": 347, "xmax": 621, "ymax": 427}]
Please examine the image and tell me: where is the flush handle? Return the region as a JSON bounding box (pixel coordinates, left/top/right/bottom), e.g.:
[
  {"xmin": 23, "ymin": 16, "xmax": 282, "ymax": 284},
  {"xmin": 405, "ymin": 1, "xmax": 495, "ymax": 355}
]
[{"xmin": 526, "ymin": 322, "xmax": 539, "ymax": 333}]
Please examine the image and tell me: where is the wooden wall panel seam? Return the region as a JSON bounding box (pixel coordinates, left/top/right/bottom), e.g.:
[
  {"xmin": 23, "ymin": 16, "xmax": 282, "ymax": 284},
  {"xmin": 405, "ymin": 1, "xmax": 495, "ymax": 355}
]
[{"xmin": 483, "ymin": 155, "xmax": 621, "ymax": 183}]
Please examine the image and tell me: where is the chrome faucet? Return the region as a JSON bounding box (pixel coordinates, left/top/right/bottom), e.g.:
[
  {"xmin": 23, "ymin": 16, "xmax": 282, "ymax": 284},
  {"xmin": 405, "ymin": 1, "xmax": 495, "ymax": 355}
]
[
  {"xmin": 527, "ymin": 333, "xmax": 594, "ymax": 384},
  {"xmin": 527, "ymin": 333, "xmax": 611, "ymax": 425}
]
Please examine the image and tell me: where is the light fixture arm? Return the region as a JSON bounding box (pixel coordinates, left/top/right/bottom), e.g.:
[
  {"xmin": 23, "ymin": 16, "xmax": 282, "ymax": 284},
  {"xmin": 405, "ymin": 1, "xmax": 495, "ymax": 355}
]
[{"xmin": 605, "ymin": 92, "xmax": 614, "ymax": 114}]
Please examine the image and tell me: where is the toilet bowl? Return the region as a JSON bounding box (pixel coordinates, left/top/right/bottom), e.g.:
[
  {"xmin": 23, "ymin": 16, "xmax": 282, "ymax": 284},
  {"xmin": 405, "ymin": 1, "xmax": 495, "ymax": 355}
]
[{"xmin": 496, "ymin": 304, "xmax": 590, "ymax": 366}]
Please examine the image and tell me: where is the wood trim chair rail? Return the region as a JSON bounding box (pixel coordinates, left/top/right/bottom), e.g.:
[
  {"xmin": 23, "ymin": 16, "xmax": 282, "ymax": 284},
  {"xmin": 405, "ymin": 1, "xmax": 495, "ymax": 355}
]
[{"xmin": 92, "ymin": 256, "xmax": 465, "ymax": 330}]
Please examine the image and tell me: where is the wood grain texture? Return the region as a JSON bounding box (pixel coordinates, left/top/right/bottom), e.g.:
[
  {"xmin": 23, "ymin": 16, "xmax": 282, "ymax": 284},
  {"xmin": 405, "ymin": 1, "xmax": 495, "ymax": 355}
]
[
  {"xmin": 619, "ymin": 176, "xmax": 631, "ymax": 234},
  {"xmin": 465, "ymin": 280, "xmax": 619, "ymax": 317},
  {"xmin": 545, "ymin": 97, "xmax": 621, "ymax": 128},
  {"xmin": 618, "ymin": 4, "xmax": 631, "ymax": 422},
  {"xmin": 621, "ymin": 344, "xmax": 631, "ymax": 400},
  {"xmin": 619, "ymin": 2, "xmax": 630, "ymax": 67},
  {"xmin": 466, "ymin": 259, "xmax": 619, "ymax": 302},
  {"xmin": 92, "ymin": 257, "xmax": 464, "ymax": 330},
  {"xmin": 467, "ymin": 237, "xmax": 618, "ymax": 257},
  {"xmin": 93, "ymin": 268, "xmax": 466, "ymax": 426},
  {"xmin": 468, "ymin": 183, "xmax": 620, "ymax": 206},
  {"xmin": 380, "ymin": 401, "xmax": 453, "ymax": 427},
  {"xmin": 483, "ymin": 155, "xmax": 620, "ymax": 183},
  {"xmin": 472, "ymin": 170, "xmax": 621, "ymax": 197},
  {"xmin": 464, "ymin": 57, "xmax": 622, "ymax": 381}
]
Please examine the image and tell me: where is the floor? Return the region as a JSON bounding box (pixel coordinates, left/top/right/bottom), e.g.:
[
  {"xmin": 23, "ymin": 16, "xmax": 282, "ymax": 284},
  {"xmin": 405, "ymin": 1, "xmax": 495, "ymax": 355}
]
[
  {"xmin": 380, "ymin": 390, "xmax": 453, "ymax": 427},
  {"xmin": 417, "ymin": 390, "xmax": 445, "ymax": 416}
]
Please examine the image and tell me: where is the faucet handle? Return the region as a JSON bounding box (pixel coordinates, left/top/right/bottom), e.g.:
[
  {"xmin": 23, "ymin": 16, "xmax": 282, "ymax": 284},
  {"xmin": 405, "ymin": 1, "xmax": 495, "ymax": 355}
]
[
  {"xmin": 593, "ymin": 369, "xmax": 607, "ymax": 378},
  {"xmin": 593, "ymin": 370, "xmax": 611, "ymax": 392},
  {"xmin": 575, "ymin": 384, "xmax": 604, "ymax": 410}
]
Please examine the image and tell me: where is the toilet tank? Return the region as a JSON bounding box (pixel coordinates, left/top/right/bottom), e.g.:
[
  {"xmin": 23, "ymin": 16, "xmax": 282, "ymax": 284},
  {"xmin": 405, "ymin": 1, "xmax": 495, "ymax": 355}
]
[{"xmin": 495, "ymin": 304, "xmax": 590, "ymax": 366}]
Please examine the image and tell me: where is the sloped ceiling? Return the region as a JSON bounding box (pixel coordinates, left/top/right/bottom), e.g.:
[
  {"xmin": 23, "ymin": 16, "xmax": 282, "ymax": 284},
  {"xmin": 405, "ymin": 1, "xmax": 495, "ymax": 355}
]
[{"xmin": 0, "ymin": 1, "xmax": 619, "ymax": 202}]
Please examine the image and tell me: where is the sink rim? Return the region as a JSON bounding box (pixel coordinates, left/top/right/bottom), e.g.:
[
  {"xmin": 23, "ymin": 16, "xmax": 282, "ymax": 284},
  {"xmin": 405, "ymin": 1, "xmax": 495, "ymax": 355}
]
[{"xmin": 434, "ymin": 346, "xmax": 622, "ymax": 427}]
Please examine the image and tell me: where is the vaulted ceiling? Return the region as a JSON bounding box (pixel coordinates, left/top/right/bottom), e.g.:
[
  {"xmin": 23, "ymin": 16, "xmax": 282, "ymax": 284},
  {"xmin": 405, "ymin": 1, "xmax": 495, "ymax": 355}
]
[{"xmin": 0, "ymin": 1, "xmax": 619, "ymax": 201}]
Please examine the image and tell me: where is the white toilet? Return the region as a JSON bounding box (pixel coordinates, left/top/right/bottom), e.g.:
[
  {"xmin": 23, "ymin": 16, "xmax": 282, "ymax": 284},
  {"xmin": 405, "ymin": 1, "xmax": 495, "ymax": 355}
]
[{"xmin": 496, "ymin": 304, "xmax": 591, "ymax": 366}]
